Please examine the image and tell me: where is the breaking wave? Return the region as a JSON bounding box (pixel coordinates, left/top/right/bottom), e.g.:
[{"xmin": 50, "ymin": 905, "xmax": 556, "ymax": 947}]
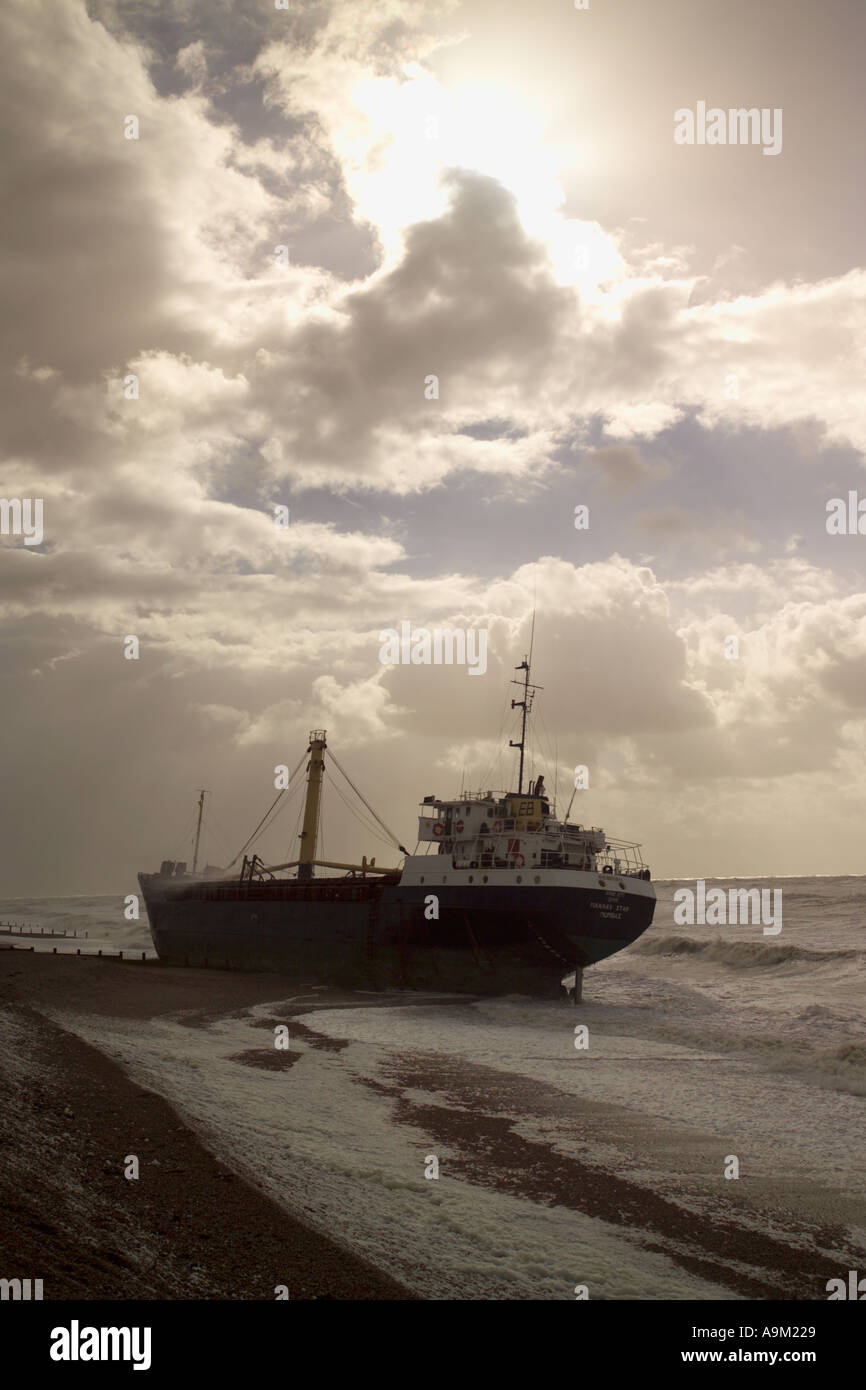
[
  {"xmin": 0, "ymin": 895, "xmax": 150, "ymax": 953},
  {"xmin": 634, "ymin": 934, "xmax": 862, "ymax": 969},
  {"xmin": 769, "ymin": 1041, "xmax": 866, "ymax": 1096}
]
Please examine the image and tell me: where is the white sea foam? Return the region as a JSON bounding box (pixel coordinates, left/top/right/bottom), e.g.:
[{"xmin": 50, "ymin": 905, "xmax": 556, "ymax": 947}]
[
  {"xmin": 0, "ymin": 894, "xmax": 153, "ymax": 955},
  {"xmin": 44, "ymin": 1005, "xmax": 732, "ymax": 1301},
  {"xmin": 635, "ymin": 934, "xmax": 862, "ymax": 968}
]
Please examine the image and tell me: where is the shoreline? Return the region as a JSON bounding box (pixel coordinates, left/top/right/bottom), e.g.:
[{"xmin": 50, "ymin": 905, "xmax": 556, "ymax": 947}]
[
  {"xmin": 3, "ymin": 952, "xmax": 863, "ymax": 1301},
  {"xmin": 0, "ymin": 954, "xmax": 416, "ymax": 1300}
]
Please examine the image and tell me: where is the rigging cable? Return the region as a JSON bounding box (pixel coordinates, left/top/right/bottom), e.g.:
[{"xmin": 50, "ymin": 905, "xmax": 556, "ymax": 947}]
[
  {"xmin": 253, "ymin": 770, "xmax": 306, "ymax": 839},
  {"xmin": 478, "ymin": 680, "xmax": 513, "ymax": 791},
  {"xmin": 193, "ymin": 803, "xmax": 233, "ymax": 865},
  {"xmin": 327, "ymin": 748, "xmax": 407, "ymax": 852},
  {"xmin": 283, "ymin": 792, "xmax": 305, "ymax": 865},
  {"xmin": 323, "ymin": 768, "xmax": 399, "ymax": 851},
  {"xmin": 225, "ymin": 748, "xmax": 308, "ymax": 868},
  {"xmin": 251, "ymin": 775, "xmax": 307, "ymax": 861},
  {"xmin": 174, "ymin": 809, "xmax": 197, "ymax": 861}
]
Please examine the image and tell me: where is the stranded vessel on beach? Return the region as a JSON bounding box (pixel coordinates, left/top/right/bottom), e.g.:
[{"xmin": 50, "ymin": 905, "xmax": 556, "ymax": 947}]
[{"xmin": 139, "ymin": 656, "xmax": 656, "ymax": 995}]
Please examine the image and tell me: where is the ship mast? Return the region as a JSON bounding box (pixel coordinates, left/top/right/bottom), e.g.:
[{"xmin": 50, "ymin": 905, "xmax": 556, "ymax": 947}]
[
  {"xmin": 192, "ymin": 789, "xmax": 208, "ymax": 874},
  {"xmin": 298, "ymin": 731, "xmax": 327, "ymax": 881},
  {"xmin": 509, "ymin": 656, "xmax": 542, "ymax": 796}
]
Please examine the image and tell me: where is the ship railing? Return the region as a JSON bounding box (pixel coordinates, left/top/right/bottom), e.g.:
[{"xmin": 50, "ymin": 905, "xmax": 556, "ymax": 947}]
[
  {"xmin": 594, "ymin": 839, "xmax": 648, "ymax": 876},
  {"xmin": 442, "ymin": 850, "xmax": 650, "ymax": 878},
  {"xmin": 540, "ymin": 849, "xmax": 594, "ymax": 869}
]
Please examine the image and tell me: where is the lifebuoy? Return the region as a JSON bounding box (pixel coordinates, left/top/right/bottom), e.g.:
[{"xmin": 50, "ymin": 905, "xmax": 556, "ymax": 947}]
[
  {"xmin": 455, "ymin": 819, "xmax": 464, "ymax": 834},
  {"xmin": 493, "ymin": 821, "xmax": 502, "ymax": 833},
  {"xmin": 602, "ymin": 864, "xmax": 613, "ymax": 874},
  {"xmin": 433, "ymin": 823, "xmax": 444, "ymax": 838},
  {"xmin": 513, "ymin": 854, "xmax": 524, "ymax": 867}
]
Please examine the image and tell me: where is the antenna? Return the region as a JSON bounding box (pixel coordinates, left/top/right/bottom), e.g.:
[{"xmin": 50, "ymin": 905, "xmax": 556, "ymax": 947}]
[{"xmin": 509, "ymin": 619, "xmax": 543, "ymax": 795}]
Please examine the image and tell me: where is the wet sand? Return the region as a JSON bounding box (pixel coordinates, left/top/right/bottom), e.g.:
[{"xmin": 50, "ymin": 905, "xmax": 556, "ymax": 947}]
[{"xmin": 0, "ymin": 953, "xmax": 414, "ymax": 1299}]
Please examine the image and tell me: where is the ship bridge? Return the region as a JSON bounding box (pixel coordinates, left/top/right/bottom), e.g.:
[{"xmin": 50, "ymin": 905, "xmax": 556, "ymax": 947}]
[{"xmin": 418, "ymin": 788, "xmax": 551, "ymax": 842}]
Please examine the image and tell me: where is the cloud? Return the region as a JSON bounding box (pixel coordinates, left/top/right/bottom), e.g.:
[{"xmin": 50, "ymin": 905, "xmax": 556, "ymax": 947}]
[
  {"xmin": 3, "ymin": 1, "xmax": 866, "ymax": 887},
  {"xmin": 636, "ymin": 506, "xmax": 761, "ymax": 561},
  {"xmin": 3, "ymin": 521, "xmax": 866, "ymax": 886},
  {"xmin": 6, "ymin": 1, "xmax": 866, "ymax": 509},
  {"xmin": 584, "ymin": 444, "xmax": 671, "ymax": 495}
]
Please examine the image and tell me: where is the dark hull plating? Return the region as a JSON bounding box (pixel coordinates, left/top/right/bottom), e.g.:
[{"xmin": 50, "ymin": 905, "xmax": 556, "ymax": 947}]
[{"xmin": 139, "ymin": 872, "xmax": 656, "ymax": 996}]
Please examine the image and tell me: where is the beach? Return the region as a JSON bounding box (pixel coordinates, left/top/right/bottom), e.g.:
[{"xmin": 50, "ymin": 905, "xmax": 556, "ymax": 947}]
[
  {"xmin": 3, "ymin": 879, "xmax": 865, "ymax": 1301},
  {"xmin": 0, "ymin": 955, "xmax": 413, "ymax": 1300}
]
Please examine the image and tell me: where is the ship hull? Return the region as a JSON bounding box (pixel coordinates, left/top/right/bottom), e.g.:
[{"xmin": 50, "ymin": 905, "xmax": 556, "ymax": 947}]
[{"xmin": 139, "ymin": 869, "xmax": 656, "ymax": 997}]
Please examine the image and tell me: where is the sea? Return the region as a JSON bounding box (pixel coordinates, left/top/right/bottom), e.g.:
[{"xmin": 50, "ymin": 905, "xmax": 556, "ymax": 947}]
[{"xmin": 3, "ymin": 876, "xmax": 865, "ymax": 1299}]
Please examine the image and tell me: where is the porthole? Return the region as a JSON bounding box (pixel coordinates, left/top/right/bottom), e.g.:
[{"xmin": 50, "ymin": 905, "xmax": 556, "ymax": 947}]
[
  {"xmin": 534, "ymin": 875, "xmax": 540, "ymax": 884},
  {"xmin": 516, "ymin": 875, "xmax": 523, "ymax": 884},
  {"xmin": 482, "ymin": 875, "xmax": 488, "ymax": 883},
  {"xmin": 419, "ymin": 876, "xmax": 424, "ymax": 884},
  {"xmin": 468, "ymin": 875, "xmax": 474, "ymax": 883}
]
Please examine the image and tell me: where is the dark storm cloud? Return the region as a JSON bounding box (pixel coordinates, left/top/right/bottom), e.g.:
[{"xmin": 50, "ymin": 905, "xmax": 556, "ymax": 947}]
[{"xmin": 251, "ymin": 170, "xmax": 571, "ymax": 482}]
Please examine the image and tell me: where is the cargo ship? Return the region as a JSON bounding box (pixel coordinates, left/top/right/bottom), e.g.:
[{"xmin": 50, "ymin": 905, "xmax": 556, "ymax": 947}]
[{"xmin": 139, "ymin": 656, "xmax": 656, "ymax": 996}]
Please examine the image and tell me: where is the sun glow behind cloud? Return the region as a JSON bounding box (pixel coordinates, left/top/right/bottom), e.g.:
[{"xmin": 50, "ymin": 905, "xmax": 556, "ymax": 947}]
[{"xmin": 342, "ymin": 63, "xmax": 624, "ymax": 297}]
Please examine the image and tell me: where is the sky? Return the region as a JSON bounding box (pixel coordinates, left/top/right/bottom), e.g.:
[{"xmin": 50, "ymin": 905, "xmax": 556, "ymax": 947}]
[{"xmin": 2, "ymin": 0, "xmax": 866, "ymax": 893}]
